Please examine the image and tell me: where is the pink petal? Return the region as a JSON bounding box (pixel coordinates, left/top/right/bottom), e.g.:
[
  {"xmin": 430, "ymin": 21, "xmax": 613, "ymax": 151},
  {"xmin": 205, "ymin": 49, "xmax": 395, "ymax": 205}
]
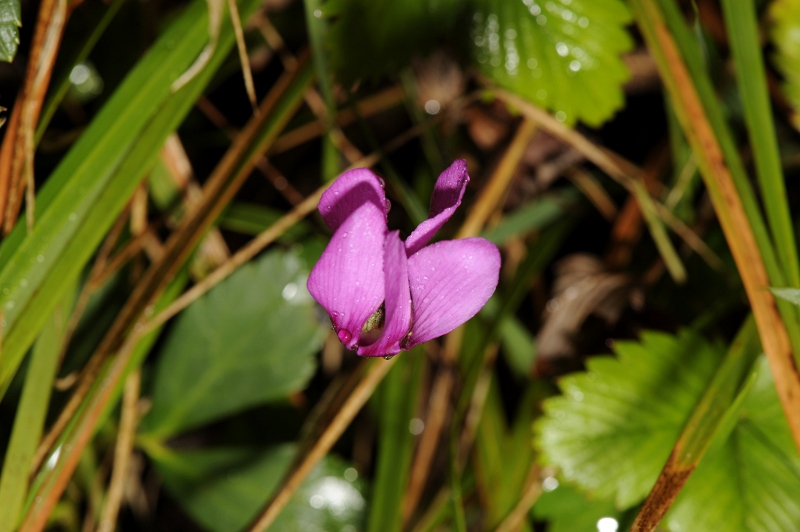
[
  {"xmin": 307, "ymin": 202, "xmax": 387, "ymax": 350},
  {"xmin": 318, "ymin": 168, "xmax": 387, "ymax": 232},
  {"xmin": 358, "ymin": 231, "xmax": 412, "ymax": 357},
  {"xmin": 406, "ymin": 238, "xmax": 500, "ymax": 347},
  {"xmin": 405, "ymin": 159, "xmax": 470, "ymax": 256}
]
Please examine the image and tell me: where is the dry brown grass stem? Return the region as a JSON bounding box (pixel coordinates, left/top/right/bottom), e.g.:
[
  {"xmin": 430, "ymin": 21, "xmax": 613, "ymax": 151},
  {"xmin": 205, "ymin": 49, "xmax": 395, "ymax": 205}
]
[
  {"xmin": 493, "ymin": 463, "xmax": 542, "ymax": 532},
  {"xmin": 402, "ymin": 366, "xmax": 455, "ymax": 525},
  {"xmin": 227, "ymin": 0, "xmax": 258, "ymax": 114},
  {"xmin": 246, "ymin": 358, "xmax": 398, "ymax": 532},
  {"xmin": 0, "ymin": 0, "xmax": 68, "ymax": 233},
  {"xmin": 563, "ymin": 166, "xmax": 618, "ymax": 221},
  {"xmin": 457, "ymin": 118, "xmax": 538, "ymax": 239},
  {"xmin": 96, "ymin": 370, "xmax": 141, "ymax": 532},
  {"xmin": 499, "ymin": 90, "xmax": 722, "ymax": 273}
]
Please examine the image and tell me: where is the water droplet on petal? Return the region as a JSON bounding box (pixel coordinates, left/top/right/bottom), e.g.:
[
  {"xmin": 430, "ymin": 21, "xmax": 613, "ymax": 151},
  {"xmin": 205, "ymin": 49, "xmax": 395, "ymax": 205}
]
[
  {"xmin": 385, "ymin": 199, "xmax": 391, "ymax": 214},
  {"xmin": 377, "ymin": 177, "xmax": 385, "ymax": 188},
  {"xmin": 384, "ymin": 355, "xmax": 394, "ymax": 361},
  {"xmin": 338, "ymin": 329, "xmax": 352, "ymax": 345}
]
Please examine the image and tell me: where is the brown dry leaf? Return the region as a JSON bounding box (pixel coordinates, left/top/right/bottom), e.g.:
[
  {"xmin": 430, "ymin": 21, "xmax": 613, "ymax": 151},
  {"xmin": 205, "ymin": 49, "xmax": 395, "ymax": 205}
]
[{"xmin": 535, "ymin": 254, "xmax": 633, "ymax": 375}]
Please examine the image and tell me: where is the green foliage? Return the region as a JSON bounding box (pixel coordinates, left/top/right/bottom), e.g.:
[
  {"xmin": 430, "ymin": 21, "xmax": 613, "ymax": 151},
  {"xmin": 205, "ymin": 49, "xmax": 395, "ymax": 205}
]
[
  {"xmin": 471, "ymin": 0, "xmax": 633, "ymax": 126},
  {"xmin": 772, "ymin": 287, "xmax": 800, "ymax": 307},
  {"xmin": 324, "ymin": 0, "xmax": 462, "ymax": 83},
  {"xmin": 0, "ymin": 0, "xmax": 264, "ymax": 394},
  {"xmin": 666, "ymin": 357, "xmax": 800, "ymax": 531},
  {"xmin": 532, "ymin": 481, "xmax": 621, "ymax": 532},
  {"xmin": 536, "ymin": 330, "xmax": 725, "ymax": 507},
  {"xmin": 0, "ymin": 0, "xmax": 20, "ymax": 63},
  {"xmin": 155, "ymin": 444, "xmax": 367, "ymax": 531},
  {"xmin": 142, "ymin": 249, "xmax": 323, "ymax": 438},
  {"xmin": 367, "ymin": 353, "xmax": 425, "ymax": 532},
  {"xmin": 769, "ymin": 0, "xmax": 800, "ymax": 130}
]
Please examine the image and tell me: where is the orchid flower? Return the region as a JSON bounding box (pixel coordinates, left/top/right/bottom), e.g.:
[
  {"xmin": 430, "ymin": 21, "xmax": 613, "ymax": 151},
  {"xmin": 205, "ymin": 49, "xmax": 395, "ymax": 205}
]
[{"xmin": 307, "ymin": 160, "xmax": 501, "ymax": 358}]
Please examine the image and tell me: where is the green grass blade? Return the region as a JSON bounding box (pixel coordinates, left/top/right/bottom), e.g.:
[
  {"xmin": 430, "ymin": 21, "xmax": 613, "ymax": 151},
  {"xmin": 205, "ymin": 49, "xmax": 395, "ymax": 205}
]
[
  {"xmin": 35, "ymin": 0, "xmax": 128, "ymax": 143},
  {"xmin": 720, "ymin": 0, "xmax": 800, "ymax": 288},
  {"xmin": 367, "ymin": 352, "xmax": 425, "ymax": 532},
  {"xmin": 0, "ymin": 286, "xmax": 75, "ymax": 531},
  {"xmin": 303, "ymin": 0, "xmax": 340, "ymax": 180}
]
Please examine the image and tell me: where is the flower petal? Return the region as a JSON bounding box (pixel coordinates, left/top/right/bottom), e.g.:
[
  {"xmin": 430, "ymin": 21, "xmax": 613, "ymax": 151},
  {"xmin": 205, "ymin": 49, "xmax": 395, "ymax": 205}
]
[
  {"xmin": 405, "ymin": 159, "xmax": 469, "ymax": 256},
  {"xmin": 318, "ymin": 167, "xmax": 387, "ymax": 232},
  {"xmin": 358, "ymin": 231, "xmax": 412, "ymax": 357},
  {"xmin": 406, "ymin": 238, "xmax": 500, "ymax": 346},
  {"xmin": 307, "ymin": 202, "xmax": 387, "ymax": 350}
]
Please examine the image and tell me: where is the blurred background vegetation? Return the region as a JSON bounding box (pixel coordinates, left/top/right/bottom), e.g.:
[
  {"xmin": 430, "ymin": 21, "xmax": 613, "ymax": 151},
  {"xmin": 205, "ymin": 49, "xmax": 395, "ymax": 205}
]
[{"xmin": 1, "ymin": 0, "xmax": 800, "ymax": 530}]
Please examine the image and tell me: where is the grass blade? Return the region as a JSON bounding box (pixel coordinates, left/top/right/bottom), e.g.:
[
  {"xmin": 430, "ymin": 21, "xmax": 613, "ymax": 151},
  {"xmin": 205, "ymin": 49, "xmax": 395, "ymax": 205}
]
[
  {"xmin": 629, "ymin": 0, "xmax": 800, "ymax": 451},
  {"xmin": 720, "ymin": 0, "xmax": 800, "ymax": 288},
  {"xmin": 0, "ymin": 287, "xmax": 74, "ymax": 532}
]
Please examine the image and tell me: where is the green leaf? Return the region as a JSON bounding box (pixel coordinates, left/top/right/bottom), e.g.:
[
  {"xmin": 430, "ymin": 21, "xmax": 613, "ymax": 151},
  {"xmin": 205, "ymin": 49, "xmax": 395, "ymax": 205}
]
[
  {"xmin": 142, "ymin": 249, "xmax": 323, "ymax": 438},
  {"xmin": 532, "ymin": 481, "xmax": 621, "ymax": 532},
  {"xmin": 480, "ymin": 190, "xmax": 578, "ymax": 245},
  {"xmin": 0, "ymin": 0, "xmax": 20, "ymax": 63},
  {"xmin": 154, "ymin": 444, "xmax": 367, "ymax": 532},
  {"xmin": 665, "ymin": 357, "xmax": 800, "ymax": 531},
  {"xmin": 471, "ymin": 0, "xmax": 633, "ymax": 126},
  {"xmin": 769, "ymin": 0, "xmax": 800, "ymax": 131},
  {"xmin": 324, "ymin": 0, "xmax": 461, "ymax": 83},
  {"xmin": 535, "ymin": 330, "xmax": 725, "ymax": 508}
]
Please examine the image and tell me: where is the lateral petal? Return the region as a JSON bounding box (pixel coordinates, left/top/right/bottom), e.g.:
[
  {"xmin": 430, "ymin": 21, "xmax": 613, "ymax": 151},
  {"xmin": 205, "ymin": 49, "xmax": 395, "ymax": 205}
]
[
  {"xmin": 358, "ymin": 231, "xmax": 412, "ymax": 357},
  {"xmin": 405, "ymin": 159, "xmax": 469, "ymax": 256},
  {"xmin": 407, "ymin": 238, "xmax": 500, "ymax": 347},
  {"xmin": 307, "ymin": 202, "xmax": 387, "ymax": 350},
  {"xmin": 318, "ymin": 167, "xmax": 387, "ymax": 232}
]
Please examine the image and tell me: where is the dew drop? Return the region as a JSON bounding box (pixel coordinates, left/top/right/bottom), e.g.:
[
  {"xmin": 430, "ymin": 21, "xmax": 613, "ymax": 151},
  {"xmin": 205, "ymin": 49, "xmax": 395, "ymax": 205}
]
[
  {"xmin": 377, "ymin": 177, "xmax": 385, "ymax": 188},
  {"xmin": 338, "ymin": 329, "xmax": 352, "ymax": 345},
  {"xmin": 383, "ymin": 355, "xmax": 394, "ymax": 361},
  {"xmin": 385, "ymin": 199, "xmax": 392, "ymax": 214}
]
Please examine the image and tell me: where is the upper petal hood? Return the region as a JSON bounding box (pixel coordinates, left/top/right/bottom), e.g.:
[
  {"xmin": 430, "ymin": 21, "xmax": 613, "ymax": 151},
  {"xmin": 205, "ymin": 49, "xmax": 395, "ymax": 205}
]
[
  {"xmin": 405, "ymin": 159, "xmax": 470, "ymax": 256},
  {"xmin": 307, "ymin": 202, "xmax": 388, "ymax": 350},
  {"xmin": 406, "ymin": 238, "xmax": 500, "ymax": 347},
  {"xmin": 318, "ymin": 167, "xmax": 388, "ymax": 232}
]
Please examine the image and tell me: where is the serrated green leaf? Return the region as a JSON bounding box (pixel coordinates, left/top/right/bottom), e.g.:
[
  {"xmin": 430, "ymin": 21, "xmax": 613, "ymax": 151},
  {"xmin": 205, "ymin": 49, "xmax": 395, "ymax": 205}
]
[
  {"xmin": 0, "ymin": 0, "xmax": 20, "ymax": 63},
  {"xmin": 769, "ymin": 0, "xmax": 800, "ymax": 130},
  {"xmin": 325, "ymin": 0, "xmax": 461, "ymax": 83},
  {"xmin": 155, "ymin": 444, "xmax": 367, "ymax": 532},
  {"xmin": 535, "ymin": 330, "xmax": 725, "ymax": 508},
  {"xmin": 142, "ymin": 249, "xmax": 324, "ymax": 438},
  {"xmin": 471, "ymin": 0, "xmax": 633, "ymax": 126},
  {"xmin": 665, "ymin": 357, "xmax": 800, "ymax": 532}
]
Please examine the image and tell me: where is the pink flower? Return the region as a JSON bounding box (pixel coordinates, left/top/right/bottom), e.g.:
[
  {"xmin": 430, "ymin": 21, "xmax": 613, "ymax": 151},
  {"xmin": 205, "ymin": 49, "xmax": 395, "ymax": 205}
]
[{"xmin": 307, "ymin": 160, "xmax": 501, "ymax": 357}]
